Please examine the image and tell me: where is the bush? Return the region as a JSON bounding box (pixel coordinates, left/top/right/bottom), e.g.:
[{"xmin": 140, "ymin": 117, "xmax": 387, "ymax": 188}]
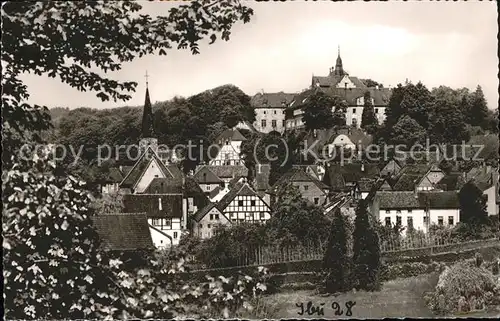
[
  {"xmin": 424, "ymin": 261, "xmax": 500, "ymax": 315},
  {"xmin": 380, "ymin": 261, "xmax": 447, "ymax": 281}
]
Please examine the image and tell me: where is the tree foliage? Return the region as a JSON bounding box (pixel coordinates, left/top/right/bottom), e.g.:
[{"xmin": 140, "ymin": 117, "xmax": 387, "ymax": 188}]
[
  {"xmin": 323, "ymin": 210, "xmax": 351, "ymax": 293},
  {"xmin": 352, "ymin": 200, "xmax": 381, "ymax": 291},
  {"xmin": 301, "ymin": 91, "xmax": 335, "ymax": 130},
  {"xmin": 467, "ymin": 86, "xmax": 489, "ymax": 128},
  {"xmin": 361, "ymin": 91, "xmax": 378, "ymax": 134},
  {"xmin": 2, "ymin": 0, "xmax": 266, "ymax": 318},
  {"xmin": 390, "ymin": 115, "xmax": 427, "ymax": 147},
  {"xmin": 458, "ymin": 181, "xmax": 488, "ymax": 226}
]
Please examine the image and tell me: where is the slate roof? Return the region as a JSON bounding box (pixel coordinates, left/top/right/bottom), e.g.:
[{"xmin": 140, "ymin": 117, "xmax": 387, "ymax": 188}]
[
  {"xmin": 119, "ymin": 146, "xmax": 174, "ymax": 189},
  {"xmin": 215, "ymin": 128, "xmax": 247, "ymax": 144},
  {"xmin": 375, "ymin": 191, "xmax": 460, "ymax": 209},
  {"xmin": 123, "ymin": 194, "xmax": 183, "ymax": 218},
  {"xmin": 323, "ymin": 163, "xmax": 380, "ymax": 191},
  {"xmin": 193, "ymin": 166, "xmax": 224, "ymax": 184},
  {"xmin": 435, "ymin": 172, "xmax": 465, "ymax": 191},
  {"xmin": 467, "ymin": 166, "xmax": 497, "ymax": 191},
  {"xmin": 184, "ymin": 177, "xmax": 210, "ymax": 208},
  {"xmin": 289, "ymin": 86, "xmax": 391, "ymax": 110},
  {"xmin": 143, "ymin": 178, "xmax": 183, "ymax": 194},
  {"xmin": 357, "ymin": 179, "xmax": 377, "ymax": 192},
  {"xmin": 202, "ymin": 165, "xmax": 249, "ymax": 179},
  {"xmin": 389, "ymin": 164, "xmax": 432, "ymax": 191},
  {"xmin": 270, "ymin": 166, "xmax": 329, "ymax": 193},
  {"xmin": 418, "ymin": 191, "xmax": 460, "ymax": 209},
  {"xmin": 250, "ymin": 92, "xmax": 296, "ymax": 108},
  {"xmin": 91, "ymin": 213, "xmax": 154, "ymax": 251}
]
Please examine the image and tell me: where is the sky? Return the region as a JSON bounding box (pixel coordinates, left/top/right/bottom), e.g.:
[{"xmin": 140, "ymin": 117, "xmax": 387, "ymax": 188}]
[{"xmin": 21, "ymin": 1, "xmax": 498, "ymax": 110}]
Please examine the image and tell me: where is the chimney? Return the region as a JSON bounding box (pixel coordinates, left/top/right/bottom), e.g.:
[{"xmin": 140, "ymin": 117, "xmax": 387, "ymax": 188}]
[{"xmin": 361, "ymin": 162, "xmax": 365, "ymax": 172}]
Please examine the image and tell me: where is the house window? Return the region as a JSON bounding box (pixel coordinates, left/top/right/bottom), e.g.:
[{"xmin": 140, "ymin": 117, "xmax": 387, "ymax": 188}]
[
  {"xmin": 261, "ymin": 120, "xmax": 267, "ymax": 128},
  {"xmin": 283, "ymin": 110, "xmax": 286, "ymax": 114},
  {"xmin": 423, "ymin": 216, "xmax": 429, "ymax": 225},
  {"xmin": 375, "ymin": 108, "xmax": 379, "ymax": 114},
  {"xmin": 210, "ymin": 214, "xmax": 213, "ymax": 220},
  {"xmin": 250, "ymin": 200, "xmax": 256, "ymax": 206},
  {"xmin": 385, "ymin": 210, "xmax": 390, "ymax": 214},
  {"xmin": 304, "ymin": 185, "xmax": 309, "ymax": 191},
  {"xmin": 408, "ymin": 209, "xmax": 412, "ymax": 214},
  {"xmin": 272, "ymin": 120, "xmax": 277, "ymax": 128},
  {"xmin": 448, "ymin": 216, "xmax": 454, "ymax": 226},
  {"xmin": 396, "ymin": 210, "xmax": 401, "ymax": 214},
  {"xmin": 438, "ymin": 216, "xmax": 444, "ymax": 226},
  {"xmin": 407, "ymin": 216, "xmax": 413, "ymax": 229},
  {"xmin": 173, "ymin": 232, "xmax": 178, "ymax": 239},
  {"xmin": 274, "ymin": 110, "xmax": 277, "ymax": 114},
  {"xmin": 152, "ymin": 218, "xmax": 160, "ymax": 226},
  {"xmin": 165, "ymin": 219, "xmax": 171, "ymax": 227},
  {"xmin": 199, "ymin": 224, "xmax": 203, "ymax": 228},
  {"xmin": 238, "ymin": 200, "xmax": 244, "ymax": 206},
  {"xmin": 385, "ymin": 217, "xmax": 391, "ymax": 227},
  {"xmin": 215, "ymin": 214, "xmax": 219, "ymax": 220},
  {"xmin": 263, "ymin": 111, "xmax": 266, "ymax": 114},
  {"xmin": 208, "ymin": 224, "xmax": 211, "ymax": 228},
  {"xmin": 206, "ymin": 185, "xmax": 210, "ymax": 191},
  {"xmin": 396, "ymin": 216, "xmax": 402, "ymax": 226},
  {"xmin": 225, "ymin": 140, "xmax": 229, "ymax": 145},
  {"xmin": 352, "ymin": 108, "xmax": 356, "ymax": 114},
  {"xmin": 314, "ymin": 197, "xmax": 319, "ymax": 205}
]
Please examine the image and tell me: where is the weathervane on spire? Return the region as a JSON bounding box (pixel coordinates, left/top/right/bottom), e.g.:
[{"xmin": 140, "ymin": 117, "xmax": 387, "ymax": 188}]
[
  {"xmin": 338, "ymin": 45, "xmax": 340, "ymax": 56},
  {"xmin": 145, "ymin": 70, "xmax": 149, "ymax": 88}
]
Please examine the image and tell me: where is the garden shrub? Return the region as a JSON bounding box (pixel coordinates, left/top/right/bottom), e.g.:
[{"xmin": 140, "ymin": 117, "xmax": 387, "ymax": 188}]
[
  {"xmin": 379, "ymin": 261, "xmax": 446, "ymax": 281},
  {"xmin": 424, "ymin": 261, "xmax": 500, "ymax": 315}
]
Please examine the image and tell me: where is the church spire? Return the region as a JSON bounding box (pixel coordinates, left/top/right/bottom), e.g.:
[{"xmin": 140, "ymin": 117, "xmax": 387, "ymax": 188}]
[
  {"xmin": 141, "ymin": 71, "xmax": 154, "ymax": 138},
  {"xmin": 334, "ymin": 45, "xmax": 345, "ymax": 76}
]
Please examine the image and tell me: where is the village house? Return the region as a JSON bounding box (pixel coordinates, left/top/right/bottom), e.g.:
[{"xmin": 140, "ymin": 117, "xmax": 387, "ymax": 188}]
[
  {"xmin": 193, "ymin": 165, "xmax": 225, "ymax": 195},
  {"xmin": 250, "ymin": 92, "xmax": 295, "ymax": 133},
  {"xmin": 370, "ymin": 191, "xmax": 461, "ymax": 234},
  {"xmin": 215, "ymin": 181, "xmax": 272, "ymax": 224},
  {"xmin": 325, "ymin": 127, "xmax": 373, "ymax": 154},
  {"xmin": 389, "ymin": 164, "xmax": 445, "ymax": 192},
  {"xmin": 191, "ymin": 203, "xmax": 230, "ymax": 239},
  {"xmin": 195, "ymin": 164, "xmax": 249, "ymax": 184},
  {"xmin": 322, "ymin": 162, "xmax": 380, "ymax": 195},
  {"xmin": 209, "ymin": 128, "xmax": 247, "ymax": 166},
  {"xmin": 379, "ymin": 158, "xmax": 404, "ymax": 178},
  {"xmin": 268, "ymin": 166, "xmax": 330, "ymax": 206}
]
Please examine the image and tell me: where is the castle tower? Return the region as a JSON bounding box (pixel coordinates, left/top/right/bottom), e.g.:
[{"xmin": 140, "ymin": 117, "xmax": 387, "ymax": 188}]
[{"xmin": 139, "ymin": 71, "xmax": 158, "ymax": 155}]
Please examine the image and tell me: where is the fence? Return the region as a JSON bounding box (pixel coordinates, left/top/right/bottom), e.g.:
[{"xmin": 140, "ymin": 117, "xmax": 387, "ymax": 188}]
[{"xmin": 188, "ymin": 234, "xmax": 499, "ymax": 271}]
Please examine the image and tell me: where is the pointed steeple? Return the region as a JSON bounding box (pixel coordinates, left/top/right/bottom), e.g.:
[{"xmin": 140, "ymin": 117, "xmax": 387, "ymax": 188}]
[
  {"xmin": 141, "ymin": 71, "xmax": 154, "ymax": 138},
  {"xmin": 334, "ymin": 45, "xmax": 345, "ymax": 76}
]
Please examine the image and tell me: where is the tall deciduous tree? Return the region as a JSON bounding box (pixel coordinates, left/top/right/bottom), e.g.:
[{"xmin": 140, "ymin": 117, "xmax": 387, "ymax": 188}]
[
  {"xmin": 429, "ymin": 97, "xmax": 470, "ymax": 144},
  {"xmin": 390, "ymin": 115, "xmax": 427, "ymax": 147},
  {"xmin": 301, "ymin": 91, "xmax": 335, "ymax": 130},
  {"xmin": 361, "ymin": 91, "xmax": 378, "ymax": 134},
  {"xmin": 323, "ymin": 209, "xmax": 351, "ymax": 293},
  {"xmin": 353, "ymin": 200, "xmax": 380, "ymax": 291}
]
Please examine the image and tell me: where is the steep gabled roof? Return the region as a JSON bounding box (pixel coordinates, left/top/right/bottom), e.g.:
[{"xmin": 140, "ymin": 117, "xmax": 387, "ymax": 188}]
[
  {"xmin": 184, "ymin": 177, "xmax": 210, "ymax": 208},
  {"xmin": 104, "ymin": 167, "xmax": 124, "ymax": 184},
  {"xmin": 91, "ymin": 213, "xmax": 154, "ymax": 251},
  {"xmin": 215, "ymin": 128, "xmax": 247, "ymax": 144},
  {"xmin": 123, "ymin": 194, "xmax": 183, "ymax": 218},
  {"xmin": 193, "ymin": 166, "xmax": 224, "ymax": 184},
  {"xmin": 375, "ymin": 191, "xmax": 420, "ymax": 209},
  {"xmin": 119, "ymin": 146, "xmax": 174, "ymax": 189},
  {"xmin": 143, "ymin": 178, "xmax": 183, "ymax": 194},
  {"xmin": 389, "ymin": 164, "xmax": 431, "ymax": 191},
  {"xmin": 270, "ymin": 166, "xmax": 329, "ymax": 193},
  {"xmin": 216, "ymin": 182, "xmax": 269, "ymax": 212},
  {"xmin": 193, "ymin": 203, "xmax": 218, "ymax": 222},
  {"xmin": 435, "ymin": 172, "xmax": 466, "ymax": 191}
]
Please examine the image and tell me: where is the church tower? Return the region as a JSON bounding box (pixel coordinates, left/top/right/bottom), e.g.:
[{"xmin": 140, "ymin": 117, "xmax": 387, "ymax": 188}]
[{"xmin": 139, "ymin": 71, "xmax": 158, "ymax": 155}]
